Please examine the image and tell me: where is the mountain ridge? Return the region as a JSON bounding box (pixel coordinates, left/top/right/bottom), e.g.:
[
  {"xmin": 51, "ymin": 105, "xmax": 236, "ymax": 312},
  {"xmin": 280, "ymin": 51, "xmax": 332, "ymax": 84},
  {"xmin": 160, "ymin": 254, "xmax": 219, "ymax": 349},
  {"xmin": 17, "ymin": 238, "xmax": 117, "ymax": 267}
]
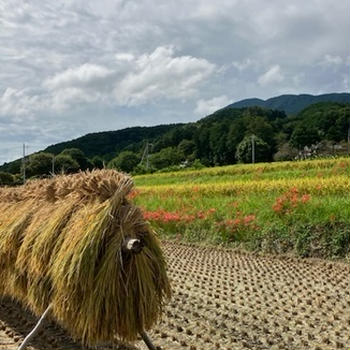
[{"xmin": 225, "ymin": 92, "xmax": 349, "ymax": 115}]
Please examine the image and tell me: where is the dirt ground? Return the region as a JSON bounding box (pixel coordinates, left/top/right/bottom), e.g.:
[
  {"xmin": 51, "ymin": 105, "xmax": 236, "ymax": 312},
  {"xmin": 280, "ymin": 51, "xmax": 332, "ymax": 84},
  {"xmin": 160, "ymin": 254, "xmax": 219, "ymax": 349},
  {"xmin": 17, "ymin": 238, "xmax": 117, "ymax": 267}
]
[{"xmin": 1, "ymin": 240, "xmax": 349, "ymax": 350}]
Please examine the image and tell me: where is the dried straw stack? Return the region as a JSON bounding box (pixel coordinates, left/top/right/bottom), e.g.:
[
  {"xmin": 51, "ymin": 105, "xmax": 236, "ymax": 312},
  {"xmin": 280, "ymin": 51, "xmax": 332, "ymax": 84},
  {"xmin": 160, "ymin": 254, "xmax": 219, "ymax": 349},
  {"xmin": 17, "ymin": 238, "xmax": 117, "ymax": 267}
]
[{"xmin": 0, "ymin": 169, "xmax": 171, "ymax": 345}]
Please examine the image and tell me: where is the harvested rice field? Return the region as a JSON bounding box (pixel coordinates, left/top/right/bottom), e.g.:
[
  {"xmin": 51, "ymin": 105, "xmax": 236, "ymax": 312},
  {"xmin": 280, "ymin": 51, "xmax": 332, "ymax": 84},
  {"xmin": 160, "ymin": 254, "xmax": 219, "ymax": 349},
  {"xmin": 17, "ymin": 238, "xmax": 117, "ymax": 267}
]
[
  {"xmin": 0, "ymin": 298, "xmax": 136, "ymax": 350},
  {"xmin": 1, "ymin": 240, "xmax": 349, "ymax": 350}
]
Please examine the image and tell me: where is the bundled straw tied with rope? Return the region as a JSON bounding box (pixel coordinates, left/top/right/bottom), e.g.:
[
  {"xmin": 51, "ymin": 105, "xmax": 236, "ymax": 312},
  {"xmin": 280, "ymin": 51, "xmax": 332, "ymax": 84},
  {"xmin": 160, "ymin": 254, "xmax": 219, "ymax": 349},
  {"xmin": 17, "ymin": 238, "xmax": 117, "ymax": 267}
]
[{"xmin": 0, "ymin": 169, "xmax": 171, "ymax": 346}]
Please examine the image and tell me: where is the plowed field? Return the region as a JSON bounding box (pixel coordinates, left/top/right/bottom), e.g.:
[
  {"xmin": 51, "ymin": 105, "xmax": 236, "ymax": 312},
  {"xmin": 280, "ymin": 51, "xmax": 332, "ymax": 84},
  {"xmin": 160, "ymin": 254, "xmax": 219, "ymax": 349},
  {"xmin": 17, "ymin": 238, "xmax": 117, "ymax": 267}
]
[{"xmin": 1, "ymin": 241, "xmax": 349, "ymax": 350}]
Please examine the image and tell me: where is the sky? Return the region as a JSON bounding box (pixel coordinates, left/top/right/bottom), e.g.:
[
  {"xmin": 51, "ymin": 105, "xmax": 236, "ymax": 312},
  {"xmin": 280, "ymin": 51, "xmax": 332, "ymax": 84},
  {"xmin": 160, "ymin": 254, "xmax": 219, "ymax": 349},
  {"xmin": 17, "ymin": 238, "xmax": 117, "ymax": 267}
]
[{"xmin": 0, "ymin": 0, "xmax": 349, "ymax": 164}]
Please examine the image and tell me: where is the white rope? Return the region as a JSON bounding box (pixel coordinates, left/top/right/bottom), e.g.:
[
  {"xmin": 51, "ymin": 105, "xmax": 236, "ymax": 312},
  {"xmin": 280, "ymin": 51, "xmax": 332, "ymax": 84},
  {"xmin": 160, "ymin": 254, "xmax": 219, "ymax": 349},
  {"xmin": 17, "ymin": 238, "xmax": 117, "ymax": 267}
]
[
  {"xmin": 17, "ymin": 304, "xmax": 157, "ymax": 350},
  {"xmin": 17, "ymin": 304, "xmax": 52, "ymax": 350}
]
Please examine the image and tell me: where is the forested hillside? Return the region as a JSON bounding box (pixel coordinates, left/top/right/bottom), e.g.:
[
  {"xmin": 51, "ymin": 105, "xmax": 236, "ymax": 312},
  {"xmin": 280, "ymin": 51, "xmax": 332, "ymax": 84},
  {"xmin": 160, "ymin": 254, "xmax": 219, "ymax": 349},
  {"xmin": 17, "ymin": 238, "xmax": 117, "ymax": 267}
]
[
  {"xmin": 45, "ymin": 124, "xmax": 181, "ymax": 159},
  {"xmin": 0, "ymin": 101, "xmax": 349, "ymax": 184}
]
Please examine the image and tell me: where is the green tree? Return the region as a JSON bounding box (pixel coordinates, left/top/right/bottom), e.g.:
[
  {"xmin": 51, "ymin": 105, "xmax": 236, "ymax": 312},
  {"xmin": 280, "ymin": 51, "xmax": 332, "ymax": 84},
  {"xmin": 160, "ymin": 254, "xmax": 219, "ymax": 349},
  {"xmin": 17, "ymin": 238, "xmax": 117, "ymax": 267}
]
[
  {"xmin": 90, "ymin": 155, "xmax": 104, "ymax": 169},
  {"xmin": 294, "ymin": 102, "xmax": 349, "ymax": 143},
  {"xmin": 0, "ymin": 172, "xmax": 14, "ymax": 186},
  {"xmin": 150, "ymin": 147, "xmax": 182, "ymax": 170},
  {"xmin": 0, "ymin": 160, "xmax": 21, "ymax": 174},
  {"xmin": 235, "ymin": 135, "xmax": 270, "ymax": 163},
  {"xmin": 194, "ymin": 128, "xmax": 211, "ymax": 165},
  {"xmin": 290, "ymin": 124, "xmax": 320, "ymax": 149},
  {"xmin": 55, "ymin": 154, "xmax": 80, "ymax": 174},
  {"xmin": 191, "ymin": 159, "xmax": 205, "ymax": 169},
  {"xmin": 108, "ymin": 151, "xmax": 140, "ymax": 173},
  {"xmin": 226, "ymin": 119, "xmax": 246, "ymax": 164},
  {"xmin": 60, "ymin": 148, "xmax": 91, "ymax": 170},
  {"xmin": 244, "ymin": 115, "xmax": 274, "ymax": 142},
  {"xmin": 177, "ymin": 139, "xmax": 196, "ymax": 157},
  {"xmin": 274, "ymin": 131, "xmax": 289, "ymax": 148},
  {"xmin": 209, "ymin": 122, "xmax": 229, "ymax": 165},
  {"xmin": 27, "ymin": 153, "xmax": 54, "ymax": 177}
]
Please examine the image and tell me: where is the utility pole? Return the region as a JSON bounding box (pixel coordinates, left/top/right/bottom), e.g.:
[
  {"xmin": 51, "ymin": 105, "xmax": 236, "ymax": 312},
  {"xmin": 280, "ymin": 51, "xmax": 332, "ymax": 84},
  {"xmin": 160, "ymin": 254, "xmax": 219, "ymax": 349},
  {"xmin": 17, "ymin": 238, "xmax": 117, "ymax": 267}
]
[
  {"xmin": 140, "ymin": 142, "xmax": 148, "ymax": 166},
  {"xmin": 51, "ymin": 155, "xmax": 55, "ymax": 176},
  {"xmin": 146, "ymin": 143, "xmax": 153, "ymax": 169},
  {"xmin": 146, "ymin": 143, "xmax": 149, "ymax": 169},
  {"xmin": 251, "ymin": 135, "xmax": 255, "ymax": 164},
  {"xmin": 140, "ymin": 142, "xmax": 153, "ymax": 169},
  {"xmin": 22, "ymin": 143, "xmax": 26, "ymax": 184}
]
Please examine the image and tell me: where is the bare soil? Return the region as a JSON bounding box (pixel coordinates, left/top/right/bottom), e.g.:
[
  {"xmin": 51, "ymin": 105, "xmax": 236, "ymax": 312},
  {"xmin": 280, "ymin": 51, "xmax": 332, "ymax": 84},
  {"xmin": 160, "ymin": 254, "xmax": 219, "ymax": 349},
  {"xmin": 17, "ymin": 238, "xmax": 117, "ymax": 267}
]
[{"xmin": 1, "ymin": 241, "xmax": 349, "ymax": 350}]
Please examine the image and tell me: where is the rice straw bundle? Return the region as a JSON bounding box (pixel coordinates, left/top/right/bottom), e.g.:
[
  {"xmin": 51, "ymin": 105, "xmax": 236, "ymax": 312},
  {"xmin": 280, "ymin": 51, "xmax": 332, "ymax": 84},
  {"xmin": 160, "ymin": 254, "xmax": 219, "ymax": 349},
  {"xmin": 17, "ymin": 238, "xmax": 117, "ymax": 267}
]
[{"xmin": 0, "ymin": 170, "xmax": 171, "ymax": 345}]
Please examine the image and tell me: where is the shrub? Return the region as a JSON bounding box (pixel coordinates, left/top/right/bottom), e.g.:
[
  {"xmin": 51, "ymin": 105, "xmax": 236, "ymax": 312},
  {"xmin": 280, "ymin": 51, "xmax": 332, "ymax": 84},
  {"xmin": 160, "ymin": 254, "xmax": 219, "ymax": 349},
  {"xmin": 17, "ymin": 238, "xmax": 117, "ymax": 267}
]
[{"xmin": 0, "ymin": 172, "xmax": 14, "ymax": 186}]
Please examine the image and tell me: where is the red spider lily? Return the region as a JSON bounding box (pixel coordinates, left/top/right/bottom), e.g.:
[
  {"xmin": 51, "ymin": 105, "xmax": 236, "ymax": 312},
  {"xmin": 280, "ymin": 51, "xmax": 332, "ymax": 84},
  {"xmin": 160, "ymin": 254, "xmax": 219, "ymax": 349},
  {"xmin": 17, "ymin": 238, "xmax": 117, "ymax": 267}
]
[
  {"xmin": 272, "ymin": 189, "xmax": 311, "ymax": 215},
  {"xmin": 243, "ymin": 214, "xmax": 256, "ymax": 224},
  {"xmin": 233, "ymin": 218, "xmax": 241, "ymax": 225},
  {"xmin": 197, "ymin": 211, "xmax": 206, "ymax": 219},
  {"xmin": 142, "ymin": 207, "xmax": 211, "ymax": 224},
  {"xmin": 301, "ymin": 194, "xmax": 311, "ymax": 203},
  {"xmin": 182, "ymin": 214, "xmax": 196, "ymax": 222}
]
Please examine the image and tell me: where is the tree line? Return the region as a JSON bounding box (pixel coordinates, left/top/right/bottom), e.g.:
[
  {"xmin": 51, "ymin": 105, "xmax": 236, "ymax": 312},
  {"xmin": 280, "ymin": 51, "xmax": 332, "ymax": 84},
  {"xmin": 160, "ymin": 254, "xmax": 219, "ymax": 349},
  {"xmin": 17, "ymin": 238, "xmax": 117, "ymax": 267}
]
[{"xmin": 0, "ymin": 102, "xmax": 349, "ymax": 186}]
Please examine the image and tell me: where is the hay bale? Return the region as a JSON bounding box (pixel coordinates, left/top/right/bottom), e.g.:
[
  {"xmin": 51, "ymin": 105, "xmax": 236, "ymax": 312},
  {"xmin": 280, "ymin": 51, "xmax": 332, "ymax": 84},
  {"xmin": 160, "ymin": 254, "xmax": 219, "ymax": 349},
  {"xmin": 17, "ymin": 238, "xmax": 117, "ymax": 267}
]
[{"xmin": 0, "ymin": 170, "xmax": 171, "ymax": 345}]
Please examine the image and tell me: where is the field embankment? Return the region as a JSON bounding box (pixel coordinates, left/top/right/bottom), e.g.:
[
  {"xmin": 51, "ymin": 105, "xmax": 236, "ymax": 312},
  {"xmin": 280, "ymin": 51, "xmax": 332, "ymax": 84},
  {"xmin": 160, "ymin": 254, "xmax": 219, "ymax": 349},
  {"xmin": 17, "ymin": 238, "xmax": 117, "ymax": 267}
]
[{"xmin": 133, "ymin": 158, "xmax": 350, "ymax": 258}]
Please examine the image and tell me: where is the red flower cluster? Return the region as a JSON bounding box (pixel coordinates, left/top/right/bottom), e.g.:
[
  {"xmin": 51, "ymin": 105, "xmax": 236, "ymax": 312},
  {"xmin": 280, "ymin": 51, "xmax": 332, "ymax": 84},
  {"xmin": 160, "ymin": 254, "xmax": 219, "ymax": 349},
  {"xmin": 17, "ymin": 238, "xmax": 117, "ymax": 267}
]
[
  {"xmin": 143, "ymin": 208, "xmax": 217, "ymax": 223},
  {"xmin": 272, "ymin": 187, "xmax": 311, "ymax": 214},
  {"xmin": 143, "ymin": 209, "xmax": 180, "ymax": 222},
  {"xmin": 216, "ymin": 213, "xmax": 258, "ymax": 238}
]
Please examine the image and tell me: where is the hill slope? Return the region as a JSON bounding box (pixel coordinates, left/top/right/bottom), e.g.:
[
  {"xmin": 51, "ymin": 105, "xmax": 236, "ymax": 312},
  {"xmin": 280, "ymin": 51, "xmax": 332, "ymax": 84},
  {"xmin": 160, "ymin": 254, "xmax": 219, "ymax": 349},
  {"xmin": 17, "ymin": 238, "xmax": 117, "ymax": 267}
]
[
  {"xmin": 1, "ymin": 95, "xmax": 349, "ymax": 175},
  {"xmin": 226, "ymin": 92, "xmax": 349, "ymax": 115},
  {"xmin": 44, "ymin": 124, "xmax": 181, "ymax": 159}
]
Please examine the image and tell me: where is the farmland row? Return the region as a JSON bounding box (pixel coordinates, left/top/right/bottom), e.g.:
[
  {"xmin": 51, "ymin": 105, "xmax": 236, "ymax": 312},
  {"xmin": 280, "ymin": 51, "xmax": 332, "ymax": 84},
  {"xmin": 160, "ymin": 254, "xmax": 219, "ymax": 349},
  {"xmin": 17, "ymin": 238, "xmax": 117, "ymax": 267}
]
[
  {"xmin": 135, "ymin": 157, "xmax": 349, "ymax": 186},
  {"xmin": 132, "ymin": 158, "xmax": 350, "ymax": 257},
  {"xmin": 136, "ymin": 174, "xmax": 349, "ymax": 196}
]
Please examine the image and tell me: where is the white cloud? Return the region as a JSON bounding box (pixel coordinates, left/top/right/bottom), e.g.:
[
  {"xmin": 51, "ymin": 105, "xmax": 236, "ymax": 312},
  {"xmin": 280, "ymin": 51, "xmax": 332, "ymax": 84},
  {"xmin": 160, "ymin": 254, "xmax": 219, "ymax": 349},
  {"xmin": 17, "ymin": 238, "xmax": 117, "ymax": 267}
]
[
  {"xmin": 42, "ymin": 64, "xmax": 115, "ymax": 111},
  {"xmin": 51, "ymin": 87, "xmax": 102, "ymax": 111},
  {"xmin": 322, "ymin": 54, "xmax": 343, "ymax": 65},
  {"xmin": 114, "ymin": 46, "xmax": 216, "ymax": 105},
  {"xmin": 1, "ymin": 47, "xmax": 216, "ymax": 117},
  {"xmin": 258, "ymin": 65, "xmax": 284, "ymax": 86},
  {"xmin": 44, "ymin": 64, "xmax": 113, "ymax": 90},
  {"xmin": 194, "ymin": 95, "xmax": 230, "ymax": 116},
  {"xmin": 0, "ymin": 88, "xmax": 46, "ymax": 118},
  {"xmin": 115, "ymin": 53, "xmax": 135, "ymax": 62},
  {"xmin": 232, "ymin": 58, "xmax": 255, "ymax": 71}
]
